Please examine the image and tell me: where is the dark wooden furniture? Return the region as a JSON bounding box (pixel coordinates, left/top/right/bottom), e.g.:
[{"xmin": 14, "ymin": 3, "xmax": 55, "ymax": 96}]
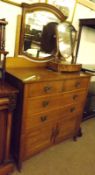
[
  {"xmin": 83, "ymin": 76, "xmax": 95, "ymax": 121},
  {"xmin": 0, "ymin": 19, "xmax": 8, "ymax": 50},
  {"xmin": 75, "ymin": 18, "xmax": 95, "ymax": 59},
  {"xmin": 0, "ymin": 19, "xmax": 8, "ymax": 82},
  {"xmin": 0, "ymin": 50, "xmax": 8, "ymax": 82},
  {"xmin": 6, "ymin": 61, "xmax": 91, "ymax": 169},
  {"xmin": 0, "ymin": 18, "xmax": 19, "ymax": 175},
  {"xmin": 0, "ymin": 81, "xmax": 18, "ymax": 175}
]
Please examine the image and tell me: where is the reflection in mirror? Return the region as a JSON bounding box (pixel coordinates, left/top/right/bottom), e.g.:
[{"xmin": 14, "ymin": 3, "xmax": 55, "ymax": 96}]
[{"xmin": 23, "ymin": 11, "xmax": 60, "ymax": 60}]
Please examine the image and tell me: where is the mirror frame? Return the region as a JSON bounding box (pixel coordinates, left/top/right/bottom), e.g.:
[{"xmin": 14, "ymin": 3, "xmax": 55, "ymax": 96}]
[{"xmin": 19, "ymin": 3, "xmax": 67, "ymax": 62}]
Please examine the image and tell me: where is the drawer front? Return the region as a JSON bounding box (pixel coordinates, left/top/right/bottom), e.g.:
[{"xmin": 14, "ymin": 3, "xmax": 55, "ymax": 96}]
[
  {"xmin": 25, "ymin": 110, "xmax": 58, "ymax": 133},
  {"xmin": 25, "ymin": 103, "xmax": 84, "ymax": 132},
  {"xmin": 25, "ymin": 81, "xmax": 63, "ymax": 97},
  {"xmin": 62, "ymin": 78, "xmax": 89, "ymax": 92},
  {"xmin": 25, "ymin": 90, "xmax": 87, "ymax": 115},
  {"xmin": 24, "ymin": 77, "xmax": 89, "ymax": 97}
]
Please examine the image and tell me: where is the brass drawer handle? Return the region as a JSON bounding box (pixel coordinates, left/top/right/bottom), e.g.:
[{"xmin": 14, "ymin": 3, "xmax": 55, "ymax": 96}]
[
  {"xmin": 44, "ymin": 86, "xmax": 52, "ymax": 93},
  {"xmin": 73, "ymin": 94, "xmax": 78, "ymax": 100},
  {"xmin": 75, "ymin": 82, "xmax": 80, "ymax": 88},
  {"xmin": 40, "ymin": 115, "xmax": 47, "ymax": 122},
  {"xmin": 42, "ymin": 101, "xmax": 49, "ymax": 107},
  {"xmin": 70, "ymin": 107, "xmax": 76, "ymax": 112}
]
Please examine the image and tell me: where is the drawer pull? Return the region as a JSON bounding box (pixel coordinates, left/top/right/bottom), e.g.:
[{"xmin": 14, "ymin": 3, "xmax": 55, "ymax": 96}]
[
  {"xmin": 42, "ymin": 101, "xmax": 49, "ymax": 107},
  {"xmin": 40, "ymin": 116, "xmax": 47, "ymax": 122},
  {"xmin": 70, "ymin": 107, "xmax": 75, "ymax": 112},
  {"xmin": 51, "ymin": 128, "xmax": 55, "ymax": 142},
  {"xmin": 75, "ymin": 82, "xmax": 80, "ymax": 88},
  {"xmin": 61, "ymin": 87, "xmax": 64, "ymax": 92},
  {"xmin": 73, "ymin": 95, "xmax": 78, "ymax": 100},
  {"xmin": 55, "ymin": 127, "xmax": 59, "ymax": 136},
  {"xmin": 44, "ymin": 86, "xmax": 52, "ymax": 93}
]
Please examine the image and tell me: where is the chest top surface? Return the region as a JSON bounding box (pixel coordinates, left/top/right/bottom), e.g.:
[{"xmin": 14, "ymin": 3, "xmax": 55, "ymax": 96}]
[{"xmin": 6, "ymin": 67, "xmax": 91, "ymax": 83}]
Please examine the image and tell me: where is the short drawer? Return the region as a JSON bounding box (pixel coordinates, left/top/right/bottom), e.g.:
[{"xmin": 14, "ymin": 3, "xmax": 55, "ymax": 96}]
[
  {"xmin": 24, "ymin": 81, "xmax": 63, "ymax": 97},
  {"xmin": 24, "ymin": 77, "xmax": 89, "ymax": 97},
  {"xmin": 25, "ymin": 103, "xmax": 84, "ymax": 132},
  {"xmin": 62, "ymin": 77, "xmax": 90, "ymax": 92},
  {"xmin": 25, "ymin": 90, "xmax": 87, "ymax": 115}
]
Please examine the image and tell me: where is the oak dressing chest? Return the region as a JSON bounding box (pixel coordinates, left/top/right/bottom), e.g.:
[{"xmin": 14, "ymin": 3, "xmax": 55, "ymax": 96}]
[{"xmin": 6, "ymin": 58, "xmax": 91, "ymax": 168}]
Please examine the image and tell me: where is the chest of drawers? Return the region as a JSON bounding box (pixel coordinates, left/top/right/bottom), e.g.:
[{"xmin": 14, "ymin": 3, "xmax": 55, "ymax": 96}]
[{"xmin": 6, "ymin": 67, "xmax": 91, "ymax": 169}]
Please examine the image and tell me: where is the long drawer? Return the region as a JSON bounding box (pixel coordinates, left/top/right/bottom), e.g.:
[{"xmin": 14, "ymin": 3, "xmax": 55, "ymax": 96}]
[
  {"xmin": 24, "ymin": 103, "xmax": 84, "ymax": 133},
  {"xmin": 24, "ymin": 77, "xmax": 89, "ymax": 97},
  {"xmin": 24, "ymin": 90, "xmax": 87, "ymax": 115}
]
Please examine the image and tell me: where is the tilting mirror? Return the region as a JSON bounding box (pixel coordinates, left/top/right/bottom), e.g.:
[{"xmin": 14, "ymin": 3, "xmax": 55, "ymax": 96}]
[
  {"xmin": 47, "ymin": 22, "xmax": 81, "ymax": 72},
  {"xmin": 56, "ymin": 22, "xmax": 77, "ymax": 63},
  {"xmin": 19, "ymin": 3, "xmax": 66, "ymax": 62},
  {"xmin": 19, "ymin": 2, "xmax": 79, "ymax": 71}
]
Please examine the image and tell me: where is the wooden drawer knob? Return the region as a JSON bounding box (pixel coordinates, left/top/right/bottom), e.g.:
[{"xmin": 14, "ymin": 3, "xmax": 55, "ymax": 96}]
[
  {"xmin": 44, "ymin": 86, "xmax": 52, "ymax": 93},
  {"xmin": 73, "ymin": 94, "xmax": 78, "ymax": 100},
  {"xmin": 40, "ymin": 115, "xmax": 47, "ymax": 122},
  {"xmin": 70, "ymin": 107, "xmax": 76, "ymax": 112},
  {"xmin": 42, "ymin": 101, "xmax": 49, "ymax": 107}
]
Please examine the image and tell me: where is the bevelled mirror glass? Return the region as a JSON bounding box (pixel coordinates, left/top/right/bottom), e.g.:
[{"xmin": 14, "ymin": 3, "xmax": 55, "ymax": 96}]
[
  {"xmin": 19, "ymin": 3, "xmax": 66, "ymax": 62},
  {"xmin": 24, "ymin": 11, "xmax": 59, "ymax": 57}
]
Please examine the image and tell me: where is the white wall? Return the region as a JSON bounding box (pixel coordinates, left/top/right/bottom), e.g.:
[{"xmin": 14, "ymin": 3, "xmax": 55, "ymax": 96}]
[
  {"xmin": 73, "ymin": 3, "xmax": 95, "ymax": 30},
  {"xmin": 77, "ymin": 26, "xmax": 95, "ymax": 64},
  {"xmin": 0, "ymin": 1, "xmax": 22, "ymax": 57}
]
